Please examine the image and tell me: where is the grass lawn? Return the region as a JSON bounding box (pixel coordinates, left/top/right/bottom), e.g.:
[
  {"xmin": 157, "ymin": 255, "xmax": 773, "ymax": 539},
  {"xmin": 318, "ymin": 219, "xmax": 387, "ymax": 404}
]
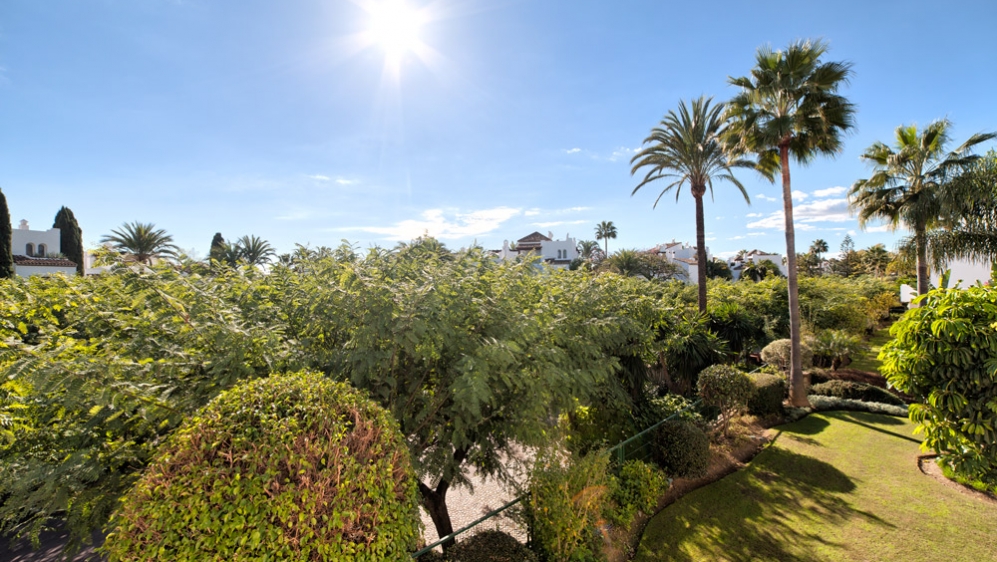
[
  {"xmin": 635, "ymin": 411, "xmax": 997, "ymax": 562},
  {"xmin": 847, "ymin": 327, "xmax": 893, "ymax": 374}
]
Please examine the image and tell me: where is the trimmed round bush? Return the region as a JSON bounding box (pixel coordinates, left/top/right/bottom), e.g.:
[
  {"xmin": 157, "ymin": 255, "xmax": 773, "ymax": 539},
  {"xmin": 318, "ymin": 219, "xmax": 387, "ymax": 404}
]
[
  {"xmin": 760, "ymin": 339, "xmax": 814, "ymax": 373},
  {"xmin": 697, "ymin": 364, "xmax": 754, "ymax": 436},
  {"xmin": 653, "ymin": 420, "xmax": 710, "ymax": 479},
  {"xmin": 103, "ymin": 372, "xmax": 420, "ymax": 561},
  {"xmin": 809, "ymin": 380, "xmax": 905, "ymax": 407},
  {"xmin": 424, "ymin": 530, "xmax": 538, "ymax": 562},
  {"xmin": 746, "ymin": 372, "xmax": 786, "ymax": 416}
]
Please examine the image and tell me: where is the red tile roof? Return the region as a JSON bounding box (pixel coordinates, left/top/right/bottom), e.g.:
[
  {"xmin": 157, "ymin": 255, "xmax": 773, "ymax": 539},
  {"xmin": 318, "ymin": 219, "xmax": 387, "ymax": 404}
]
[{"xmin": 13, "ymin": 255, "xmax": 78, "ymax": 267}]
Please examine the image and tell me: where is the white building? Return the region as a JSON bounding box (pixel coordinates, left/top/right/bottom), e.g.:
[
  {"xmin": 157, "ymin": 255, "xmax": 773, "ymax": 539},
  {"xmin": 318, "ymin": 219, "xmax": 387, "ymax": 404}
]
[
  {"xmin": 497, "ymin": 231, "xmax": 578, "ymax": 269},
  {"xmin": 727, "ymin": 249, "xmax": 787, "ymax": 281},
  {"xmin": 646, "ymin": 240, "xmax": 711, "ymax": 284},
  {"xmin": 10, "ymin": 219, "xmax": 78, "ymax": 277}
]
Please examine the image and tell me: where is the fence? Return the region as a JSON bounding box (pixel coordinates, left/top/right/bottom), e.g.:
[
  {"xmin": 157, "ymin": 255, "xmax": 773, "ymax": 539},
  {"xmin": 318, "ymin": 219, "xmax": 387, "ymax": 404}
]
[{"xmin": 411, "ymin": 400, "xmax": 700, "ymax": 558}]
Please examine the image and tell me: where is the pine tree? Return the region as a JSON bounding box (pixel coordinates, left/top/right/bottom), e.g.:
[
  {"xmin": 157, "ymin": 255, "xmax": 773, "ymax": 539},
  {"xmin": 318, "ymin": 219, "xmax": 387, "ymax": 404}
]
[
  {"xmin": 53, "ymin": 206, "xmax": 84, "ymax": 275},
  {"xmin": 0, "ymin": 188, "xmax": 13, "ymax": 278},
  {"xmin": 209, "ymin": 233, "xmax": 226, "ymax": 262}
]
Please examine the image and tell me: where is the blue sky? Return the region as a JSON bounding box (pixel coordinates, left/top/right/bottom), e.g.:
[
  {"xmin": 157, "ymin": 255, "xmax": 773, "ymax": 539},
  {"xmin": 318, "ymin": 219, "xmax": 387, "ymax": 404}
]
[{"xmin": 2, "ymin": 0, "xmax": 996, "ymax": 259}]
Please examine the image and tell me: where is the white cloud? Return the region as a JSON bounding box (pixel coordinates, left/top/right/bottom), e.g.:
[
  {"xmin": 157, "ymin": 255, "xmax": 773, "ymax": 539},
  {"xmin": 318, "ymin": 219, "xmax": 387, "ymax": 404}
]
[
  {"xmin": 565, "ymin": 148, "xmax": 582, "ymax": 154},
  {"xmin": 755, "ymin": 193, "xmax": 779, "ymax": 202},
  {"xmin": 307, "ymin": 174, "xmax": 331, "ymax": 181},
  {"xmin": 532, "ymin": 220, "xmax": 587, "ymax": 228},
  {"xmin": 729, "ymin": 235, "xmax": 746, "ymax": 240},
  {"xmin": 715, "ymin": 216, "xmax": 724, "ymax": 220},
  {"xmin": 748, "ymin": 232, "xmax": 766, "ymax": 236},
  {"xmin": 747, "ymin": 198, "xmax": 852, "ymax": 230},
  {"xmin": 813, "ymin": 186, "xmax": 847, "ymax": 198},
  {"xmin": 339, "ymin": 207, "xmax": 521, "ymax": 241},
  {"xmin": 335, "ymin": 178, "xmax": 358, "ymax": 185},
  {"xmin": 792, "ymin": 190, "xmax": 809, "ymax": 201},
  {"xmin": 848, "ymin": 230, "xmax": 856, "ymax": 236},
  {"xmin": 705, "ymin": 237, "xmax": 717, "ymax": 241},
  {"xmin": 866, "ymin": 224, "xmax": 892, "ymax": 233},
  {"xmin": 524, "ymin": 206, "xmax": 590, "ymax": 217},
  {"xmin": 524, "ymin": 208, "xmax": 541, "ymax": 217},
  {"xmin": 746, "ymin": 213, "xmax": 763, "ymax": 218},
  {"xmin": 609, "ymin": 147, "xmax": 638, "ymax": 162}
]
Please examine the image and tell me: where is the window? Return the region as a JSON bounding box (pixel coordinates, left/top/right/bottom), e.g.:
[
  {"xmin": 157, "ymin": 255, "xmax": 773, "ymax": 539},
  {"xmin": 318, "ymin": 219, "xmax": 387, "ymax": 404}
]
[
  {"xmin": 25, "ymin": 243, "xmax": 34, "ymax": 257},
  {"xmin": 38, "ymin": 244, "xmax": 47, "ymax": 257}
]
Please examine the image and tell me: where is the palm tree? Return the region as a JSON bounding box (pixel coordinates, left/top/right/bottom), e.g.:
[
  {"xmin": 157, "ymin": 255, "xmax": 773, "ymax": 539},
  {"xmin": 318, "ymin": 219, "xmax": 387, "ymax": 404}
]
[
  {"xmin": 809, "ymin": 239, "xmax": 828, "ymax": 259},
  {"xmin": 235, "ymin": 235, "xmax": 276, "ymax": 266},
  {"xmin": 100, "ymin": 222, "xmax": 179, "ymax": 265},
  {"xmin": 601, "ymin": 249, "xmax": 646, "ymax": 278},
  {"xmin": 576, "ymin": 240, "xmax": 601, "ymax": 260},
  {"xmin": 849, "ymin": 120, "xmax": 995, "ymax": 295},
  {"xmin": 725, "ymin": 39, "xmax": 856, "ymax": 407},
  {"xmin": 595, "ymin": 221, "xmax": 617, "ymax": 256},
  {"xmin": 631, "ymin": 96, "xmax": 757, "ymax": 313},
  {"xmin": 861, "ymin": 244, "xmax": 891, "ymax": 277}
]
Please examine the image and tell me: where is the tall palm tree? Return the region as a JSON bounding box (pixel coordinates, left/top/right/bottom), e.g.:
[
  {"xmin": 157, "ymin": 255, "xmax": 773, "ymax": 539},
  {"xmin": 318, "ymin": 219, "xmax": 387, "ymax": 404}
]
[
  {"xmin": 595, "ymin": 221, "xmax": 617, "ymax": 256},
  {"xmin": 849, "ymin": 120, "xmax": 995, "ymax": 295},
  {"xmin": 809, "ymin": 239, "xmax": 828, "ymax": 258},
  {"xmin": 725, "ymin": 39, "xmax": 856, "ymax": 407},
  {"xmin": 100, "ymin": 222, "xmax": 179, "ymax": 265},
  {"xmin": 235, "ymin": 235, "xmax": 276, "ymax": 266},
  {"xmin": 631, "ymin": 96, "xmax": 757, "ymax": 312},
  {"xmin": 576, "ymin": 240, "xmax": 601, "ymax": 260},
  {"xmin": 861, "ymin": 244, "xmax": 891, "ymax": 277}
]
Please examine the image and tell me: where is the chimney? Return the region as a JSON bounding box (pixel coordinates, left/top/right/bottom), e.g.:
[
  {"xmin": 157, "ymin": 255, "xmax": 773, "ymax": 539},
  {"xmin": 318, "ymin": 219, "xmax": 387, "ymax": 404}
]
[
  {"xmin": 548, "ymin": 231, "xmax": 553, "ymax": 240},
  {"xmin": 18, "ymin": 219, "xmax": 29, "ymax": 230}
]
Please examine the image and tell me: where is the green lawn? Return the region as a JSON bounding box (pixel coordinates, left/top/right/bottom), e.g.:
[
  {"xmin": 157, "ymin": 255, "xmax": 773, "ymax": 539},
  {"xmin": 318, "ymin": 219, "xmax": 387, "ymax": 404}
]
[
  {"xmin": 635, "ymin": 412, "xmax": 997, "ymax": 562},
  {"xmin": 847, "ymin": 327, "xmax": 894, "ymax": 374}
]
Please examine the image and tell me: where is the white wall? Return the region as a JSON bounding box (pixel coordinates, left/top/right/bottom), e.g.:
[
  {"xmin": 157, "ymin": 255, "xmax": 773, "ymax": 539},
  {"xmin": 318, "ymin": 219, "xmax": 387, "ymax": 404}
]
[
  {"xmin": 939, "ymin": 258, "xmax": 992, "ymax": 288},
  {"xmin": 541, "ymin": 236, "xmax": 578, "ymax": 262},
  {"xmin": 14, "ymin": 265, "xmax": 76, "ymax": 277},
  {"xmin": 12, "ymin": 227, "xmax": 61, "ymax": 257}
]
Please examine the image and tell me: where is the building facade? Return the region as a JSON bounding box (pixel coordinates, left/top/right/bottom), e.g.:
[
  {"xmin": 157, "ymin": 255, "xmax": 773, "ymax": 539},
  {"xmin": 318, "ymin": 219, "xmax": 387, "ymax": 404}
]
[{"xmin": 9, "ymin": 220, "xmax": 77, "ymax": 277}]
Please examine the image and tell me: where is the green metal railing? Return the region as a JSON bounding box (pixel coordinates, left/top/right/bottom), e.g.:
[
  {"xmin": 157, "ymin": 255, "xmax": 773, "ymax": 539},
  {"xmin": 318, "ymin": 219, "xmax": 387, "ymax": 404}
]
[{"xmin": 411, "ymin": 400, "xmax": 701, "ymax": 557}]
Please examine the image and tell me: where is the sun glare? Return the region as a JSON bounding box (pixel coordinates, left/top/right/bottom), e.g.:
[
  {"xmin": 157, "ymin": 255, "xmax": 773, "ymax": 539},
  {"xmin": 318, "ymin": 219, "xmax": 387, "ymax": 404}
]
[{"xmin": 366, "ymin": 1, "xmax": 426, "ymax": 63}]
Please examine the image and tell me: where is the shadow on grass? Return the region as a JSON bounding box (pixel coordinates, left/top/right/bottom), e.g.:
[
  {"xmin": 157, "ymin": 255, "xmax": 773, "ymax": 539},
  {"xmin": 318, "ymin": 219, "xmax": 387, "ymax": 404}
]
[
  {"xmin": 636, "ymin": 445, "xmax": 894, "ymax": 562},
  {"xmin": 779, "ymin": 415, "xmax": 830, "ymax": 436},
  {"xmin": 830, "ymin": 411, "xmax": 921, "ymax": 444}
]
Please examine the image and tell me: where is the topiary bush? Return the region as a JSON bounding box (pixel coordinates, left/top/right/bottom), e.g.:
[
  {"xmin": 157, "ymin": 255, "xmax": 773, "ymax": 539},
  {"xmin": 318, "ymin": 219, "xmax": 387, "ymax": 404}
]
[
  {"xmin": 421, "ymin": 530, "xmax": 538, "ymax": 562},
  {"xmin": 746, "ymin": 372, "xmax": 786, "ymax": 416},
  {"xmin": 653, "ymin": 421, "xmax": 710, "ymax": 479},
  {"xmin": 696, "ymin": 365, "xmax": 754, "ymax": 436},
  {"xmin": 809, "ymin": 380, "xmax": 905, "ymax": 407},
  {"xmin": 609, "ymin": 460, "xmax": 669, "ymax": 528},
  {"xmin": 103, "ymin": 371, "xmax": 421, "ymax": 561},
  {"xmin": 881, "ymin": 286, "xmax": 997, "ymax": 486},
  {"xmin": 760, "ymin": 339, "xmax": 813, "ymax": 374},
  {"xmin": 524, "ymin": 449, "xmax": 611, "ymax": 562}
]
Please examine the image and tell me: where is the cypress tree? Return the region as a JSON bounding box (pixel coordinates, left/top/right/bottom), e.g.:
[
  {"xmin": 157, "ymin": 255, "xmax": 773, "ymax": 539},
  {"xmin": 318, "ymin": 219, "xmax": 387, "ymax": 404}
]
[
  {"xmin": 209, "ymin": 232, "xmax": 225, "ymax": 262},
  {"xmin": 0, "ymin": 188, "xmax": 13, "ymax": 278},
  {"xmin": 53, "ymin": 206, "xmax": 85, "ymax": 275}
]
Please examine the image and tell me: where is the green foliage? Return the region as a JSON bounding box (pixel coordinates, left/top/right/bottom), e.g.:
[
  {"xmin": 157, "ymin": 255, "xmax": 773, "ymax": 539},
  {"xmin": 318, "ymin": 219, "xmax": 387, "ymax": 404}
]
[
  {"xmin": 0, "ymin": 188, "xmax": 12, "ymax": 278},
  {"xmin": 760, "ymin": 339, "xmax": 814, "ymax": 374},
  {"xmin": 659, "ymin": 315, "xmax": 727, "ymax": 393},
  {"xmin": 525, "ymin": 449, "xmax": 611, "ymax": 562},
  {"xmin": 809, "ymin": 329, "xmax": 866, "ymax": 370},
  {"xmin": 696, "ymin": 365, "xmax": 753, "ymax": 436},
  {"xmin": 807, "ymin": 395, "xmax": 908, "ymax": 417},
  {"xmin": 740, "ymin": 259, "xmax": 783, "ymax": 282},
  {"xmin": 746, "ymin": 372, "xmax": 786, "ymax": 416},
  {"xmin": 881, "ymin": 286, "xmax": 997, "ymax": 485},
  {"xmin": 610, "ymin": 460, "xmax": 668, "ymax": 528},
  {"xmin": 809, "ymin": 380, "xmax": 905, "ymax": 407},
  {"xmin": 704, "ymin": 259, "xmax": 733, "ymax": 281},
  {"xmin": 103, "ymin": 372, "xmax": 419, "ymax": 561},
  {"xmin": 708, "ymin": 301, "xmax": 765, "ymax": 360},
  {"xmin": 653, "ymin": 421, "xmax": 710, "ymax": 479},
  {"xmin": 53, "ymin": 206, "xmax": 84, "ymax": 275},
  {"xmin": 421, "ymin": 530, "xmax": 538, "ymax": 562},
  {"xmin": 209, "ymin": 232, "xmax": 225, "ymax": 262}
]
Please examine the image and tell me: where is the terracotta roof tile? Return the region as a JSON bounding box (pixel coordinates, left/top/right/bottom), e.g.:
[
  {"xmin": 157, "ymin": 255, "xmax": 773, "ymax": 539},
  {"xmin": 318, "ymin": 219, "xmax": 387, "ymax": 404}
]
[{"xmin": 13, "ymin": 255, "xmax": 78, "ymax": 267}]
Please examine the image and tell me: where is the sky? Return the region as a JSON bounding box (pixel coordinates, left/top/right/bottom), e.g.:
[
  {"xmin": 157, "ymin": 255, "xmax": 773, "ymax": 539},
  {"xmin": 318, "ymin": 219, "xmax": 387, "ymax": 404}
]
[{"xmin": 2, "ymin": 0, "xmax": 996, "ymax": 260}]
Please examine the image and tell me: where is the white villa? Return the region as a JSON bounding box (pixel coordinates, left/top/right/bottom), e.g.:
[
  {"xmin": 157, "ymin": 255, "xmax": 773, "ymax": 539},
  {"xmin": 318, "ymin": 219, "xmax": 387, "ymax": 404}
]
[
  {"xmin": 646, "ymin": 240, "xmax": 711, "ymax": 284},
  {"xmin": 10, "ymin": 219, "xmax": 78, "ymax": 277},
  {"xmin": 727, "ymin": 249, "xmax": 787, "ymax": 281},
  {"xmin": 495, "ymin": 231, "xmax": 578, "ymax": 269}
]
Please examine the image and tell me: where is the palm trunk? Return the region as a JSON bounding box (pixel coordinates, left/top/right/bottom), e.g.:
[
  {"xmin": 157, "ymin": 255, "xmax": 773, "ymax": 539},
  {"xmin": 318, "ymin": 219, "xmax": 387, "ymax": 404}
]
[
  {"xmin": 780, "ymin": 143, "xmax": 810, "ymax": 408},
  {"xmin": 915, "ymin": 227, "xmax": 929, "ymax": 297},
  {"xmin": 694, "ymin": 190, "xmax": 708, "ymax": 313}
]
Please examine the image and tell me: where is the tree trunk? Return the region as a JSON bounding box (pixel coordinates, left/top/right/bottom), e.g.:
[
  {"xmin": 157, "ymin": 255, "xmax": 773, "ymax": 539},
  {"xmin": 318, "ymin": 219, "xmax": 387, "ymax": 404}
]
[
  {"xmin": 419, "ymin": 480, "xmax": 456, "ymax": 551},
  {"xmin": 915, "ymin": 227, "xmax": 930, "ymax": 297},
  {"xmin": 780, "ymin": 143, "xmax": 810, "ymax": 408},
  {"xmin": 693, "ymin": 189, "xmax": 708, "ymax": 313}
]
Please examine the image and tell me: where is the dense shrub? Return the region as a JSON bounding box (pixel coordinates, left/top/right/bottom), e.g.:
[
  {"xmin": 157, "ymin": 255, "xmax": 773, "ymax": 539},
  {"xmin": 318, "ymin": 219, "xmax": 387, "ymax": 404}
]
[
  {"xmin": 696, "ymin": 365, "xmax": 754, "ymax": 436},
  {"xmin": 641, "ymin": 393, "xmax": 704, "ymax": 426},
  {"xmin": 881, "ymin": 286, "xmax": 997, "ymax": 486},
  {"xmin": 653, "ymin": 421, "xmax": 710, "ymax": 479},
  {"xmin": 525, "ymin": 449, "xmax": 611, "ymax": 562},
  {"xmin": 809, "ymin": 330, "xmax": 866, "ymax": 370},
  {"xmin": 421, "ymin": 531, "xmax": 538, "ymax": 562},
  {"xmin": 809, "ymin": 380, "xmax": 905, "ymax": 407},
  {"xmin": 103, "ymin": 372, "xmax": 421, "ymax": 561},
  {"xmin": 760, "ymin": 339, "xmax": 814, "ymax": 374},
  {"xmin": 746, "ymin": 372, "xmax": 786, "ymax": 416},
  {"xmin": 808, "ymin": 395, "xmax": 908, "ymax": 417},
  {"xmin": 610, "ymin": 460, "xmax": 669, "ymax": 527}
]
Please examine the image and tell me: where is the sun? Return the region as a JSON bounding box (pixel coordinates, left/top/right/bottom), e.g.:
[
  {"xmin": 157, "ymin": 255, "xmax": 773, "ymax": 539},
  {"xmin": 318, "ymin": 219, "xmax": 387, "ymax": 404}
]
[{"xmin": 365, "ymin": 1, "xmax": 426, "ymax": 63}]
